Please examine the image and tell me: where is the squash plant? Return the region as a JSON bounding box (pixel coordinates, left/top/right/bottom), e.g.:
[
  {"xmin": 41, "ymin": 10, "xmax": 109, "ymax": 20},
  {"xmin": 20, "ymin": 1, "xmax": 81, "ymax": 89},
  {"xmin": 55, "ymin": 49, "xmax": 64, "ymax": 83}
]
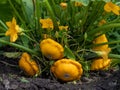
[{"xmin": 0, "ymin": 0, "xmax": 120, "ymax": 82}]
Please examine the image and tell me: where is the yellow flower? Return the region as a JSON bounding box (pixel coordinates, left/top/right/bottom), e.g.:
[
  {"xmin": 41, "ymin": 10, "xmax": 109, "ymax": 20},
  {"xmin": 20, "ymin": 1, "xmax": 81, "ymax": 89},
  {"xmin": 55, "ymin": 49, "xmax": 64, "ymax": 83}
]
[
  {"xmin": 40, "ymin": 18, "xmax": 54, "ymax": 29},
  {"xmin": 40, "ymin": 38, "xmax": 64, "ymax": 60},
  {"xmin": 51, "ymin": 59, "xmax": 83, "ymax": 82},
  {"xmin": 60, "ymin": 2, "xmax": 67, "ymax": 9},
  {"xmin": 91, "ymin": 58, "xmax": 111, "ymax": 70},
  {"xmin": 93, "ymin": 34, "xmax": 109, "ymax": 50},
  {"xmin": 99, "ymin": 19, "xmax": 106, "ymax": 26},
  {"xmin": 40, "ymin": 18, "xmax": 68, "ymax": 31},
  {"xmin": 59, "ymin": 26, "xmax": 68, "ymax": 31},
  {"xmin": 74, "ymin": 2, "xmax": 82, "ymax": 7},
  {"xmin": 104, "ymin": 2, "xmax": 120, "ymax": 15},
  {"xmin": 92, "ymin": 34, "xmax": 111, "ymax": 59},
  {"xmin": 5, "ymin": 17, "xmax": 21, "ymax": 42},
  {"xmin": 19, "ymin": 52, "xmax": 40, "ymax": 76},
  {"xmin": 43, "ymin": 34, "xmax": 50, "ymax": 39}
]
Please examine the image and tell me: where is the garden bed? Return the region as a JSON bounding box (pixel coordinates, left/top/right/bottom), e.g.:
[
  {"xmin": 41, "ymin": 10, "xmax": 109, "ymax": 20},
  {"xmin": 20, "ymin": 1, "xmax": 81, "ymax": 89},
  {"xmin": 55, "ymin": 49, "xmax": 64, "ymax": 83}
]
[
  {"xmin": 0, "ymin": 55, "xmax": 120, "ymax": 90},
  {"xmin": 0, "ymin": 1, "xmax": 120, "ymax": 90}
]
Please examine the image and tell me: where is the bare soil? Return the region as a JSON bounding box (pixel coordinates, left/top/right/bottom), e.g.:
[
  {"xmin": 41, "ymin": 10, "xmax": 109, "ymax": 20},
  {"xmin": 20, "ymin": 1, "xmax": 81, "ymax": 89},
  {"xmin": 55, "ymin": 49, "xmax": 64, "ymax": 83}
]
[
  {"xmin": 0, "ymin": 55, "xmax": 120, "ymax": 90},
  {"xmin": 0, "ymin": 46, "xmax": 120, "ymax": 90}
]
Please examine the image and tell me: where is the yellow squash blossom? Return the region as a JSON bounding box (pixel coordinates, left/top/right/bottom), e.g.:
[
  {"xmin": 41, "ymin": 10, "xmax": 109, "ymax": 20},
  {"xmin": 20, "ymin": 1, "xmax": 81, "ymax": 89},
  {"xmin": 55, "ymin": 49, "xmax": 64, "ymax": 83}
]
[
  {"xmin": 91, "ymin": 58, "xmax": 111, "ymax": 70},
  {"xmin": 92, "ymin": 34, "xmax": 111, "ymax": 59},
  {"xmin": 99, "ymin": 19, "xmax": 106, "ymax": 26},
  {"xmin": 40, "ymin": 18, "xmax": 54, "ymax": 30},
  {"xmin": 43, "ymin": 34, "xmax": 50, "ymax": 39},
  {"xmin": 93, "ymin": 34, "xmax": 110, "ymax": 51},
  {"xmin": 59, "ymin": 26, "xmax": 68, "ymax": 31},
  {"xmin": 74, "ymin": 2, "xmax": 82, "ymax": 7},
  {"xmin": 40, "ymin": 38, "xmax": 64, "ymax": 60},
  {"xmin": 19, "ymin": 52, "xmax": 40, "ymax": 76},
  {"xmin": 60, "ymin": 2, "xmax": 67, "ymax": 9},
  {"xmin": 5, "ymin": 17, "xmax": 21, "ymax": 42},
  {"xmin": 40, "ymin": 18, "xmax": 68, "ymax": 31},
  {"xmin": 51, "ymin": 59, "xmax": 83, "ymax": 82},
  {"xmin": 104, "ymin": 2, "xmax": 120, "ymax": 15}
]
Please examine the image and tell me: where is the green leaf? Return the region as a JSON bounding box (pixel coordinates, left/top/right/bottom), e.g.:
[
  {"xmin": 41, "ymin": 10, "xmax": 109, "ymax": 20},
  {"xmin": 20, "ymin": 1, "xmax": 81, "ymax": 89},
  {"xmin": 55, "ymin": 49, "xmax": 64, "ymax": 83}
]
[
  {"xmin": 0, "ymin": 0, "xmax": 7, "ymax": 4},
  {"xmin": 0, "ymin": 3, "xmax": 13, "ymax": 21},
  {"xmin": 111, "ymin": 59, "xmax": 120, "ymax": 68},
  {"xmin": 20, "ymin": 35, "xmax": 29, "ymax": 48},
  {"xmin": 0, "ymin": 19, "xmax": 8, "ymax": 30},
  {"xmin": 3, "ymin": 52, "xmax": 21, "ymax": 58},
  {"xmin": 20, "ymin": 77, "xmax": 29, "ymax": 83},
  {"xmin": 64, "ymin": 45, "xmax": 76, "ymax": 60},
  {"xmin": 22, "ymin": 0, "xmax": 34, "ymax": 22},
  {"xmin": 0, "ymin": 37, "xmax": 10, "ymax": 47}
]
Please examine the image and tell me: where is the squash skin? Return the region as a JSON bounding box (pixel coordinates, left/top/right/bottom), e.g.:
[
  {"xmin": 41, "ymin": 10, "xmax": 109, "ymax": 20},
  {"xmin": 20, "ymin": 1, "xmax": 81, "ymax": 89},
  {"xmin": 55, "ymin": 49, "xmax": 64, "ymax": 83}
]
[
  {"xmin": 40, "ymin": 38, "xmax": 64, "ymax": 60},
  {"xmin": 91, "ymin": 58, "xmax": 111, "ymax": 70},
  {"xmin": 51, "ymin": 59, "xmax": 83, "ymax": 82},
  {"xmin": 19, "ymin": 52, "xmax": 40, "ymax": 76}
]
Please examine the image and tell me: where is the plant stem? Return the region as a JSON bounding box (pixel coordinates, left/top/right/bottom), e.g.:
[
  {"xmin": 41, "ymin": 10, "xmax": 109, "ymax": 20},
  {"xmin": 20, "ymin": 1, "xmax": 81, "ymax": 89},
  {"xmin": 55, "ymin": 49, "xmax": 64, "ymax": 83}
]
[
  {"xmin": 88, "ymin": 23, "xmax": 120, "ymax": 36},
  {"xmin": 0, "ymin": 61, "xmax": 18, "ymax": 67},
  {"xmin": 44, "ymin": 0, "xmax": 59, "ymax": 30},
  {"xmin": 34, "ymin": 0, "xmax": 41, "ymax": 37},
  {"xmin": 22, "ymin": 33, "xmax": 39, "ymax": 44},
  {"xmin": 96, "ymin": 40, "xmax": 120, "ymax": 46},
  {"xmin": 0, "ymin": 20, "xmax": 8, "ymax": 30},
  {"xmin": 0, "ymin": 33, "xmax": 5, "ymax": 36},
  {"xmin": 87, "ymin": 39, "xmax": 120, "ymax": 48},
  {"xmin": 86, "ymin": 1, "xmax": 104, "ymax": 31},
  {"xmin": 8, "ymin": 0, "xmax": 25, "ymax": 25},
  {"xmin": 0, "ymin": 39, "xmax": 39, "ymax": 55},
  {"xmin": 109, "ymin": 54, "xmax": 120, "ymax": 59}
]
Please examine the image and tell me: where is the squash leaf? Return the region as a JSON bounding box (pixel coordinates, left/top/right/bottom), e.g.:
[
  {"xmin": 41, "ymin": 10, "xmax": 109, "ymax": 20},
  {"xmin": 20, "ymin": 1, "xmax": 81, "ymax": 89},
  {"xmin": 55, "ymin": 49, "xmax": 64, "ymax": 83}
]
[
  {"xmin": 64, "ymin": 45, "xmax": 76, "ymax": 60},
  {"xmin": 3, "ymin": 52, "xmax": 22, "ymax": 58}
]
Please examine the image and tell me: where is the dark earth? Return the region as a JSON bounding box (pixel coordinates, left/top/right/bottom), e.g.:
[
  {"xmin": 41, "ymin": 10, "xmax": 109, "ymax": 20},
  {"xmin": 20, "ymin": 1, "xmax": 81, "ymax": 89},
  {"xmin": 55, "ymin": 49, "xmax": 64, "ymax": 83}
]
[{"xmin": 0, "ymin": 46, "xmax": 120, "ymax": 90}]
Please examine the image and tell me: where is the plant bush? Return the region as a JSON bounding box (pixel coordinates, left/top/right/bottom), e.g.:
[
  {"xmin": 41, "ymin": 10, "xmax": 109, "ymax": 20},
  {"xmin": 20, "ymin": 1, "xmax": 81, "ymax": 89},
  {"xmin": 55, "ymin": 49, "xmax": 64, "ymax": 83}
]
[{"xmin": 0, "ymin": 0, "xmax": 120, "ymax": 82}]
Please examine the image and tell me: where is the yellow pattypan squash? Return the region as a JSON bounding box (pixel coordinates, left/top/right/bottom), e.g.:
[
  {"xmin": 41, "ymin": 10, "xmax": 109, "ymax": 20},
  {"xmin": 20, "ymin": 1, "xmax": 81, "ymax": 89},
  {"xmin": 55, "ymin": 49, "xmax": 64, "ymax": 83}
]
[
  {"xmin": 40, "ymin": 38, "xmax": 64, "ymax": 60},
  {"xmin": 19, "ymin": 52, "xmax": 40, "ymax": 76},
  {"xmin": 91, "ymin": 58, "xmax": 111, "ymax": 70},
  {"xmin": 51, "ymin": 59, "xmax": 83, "ymax": 82}
]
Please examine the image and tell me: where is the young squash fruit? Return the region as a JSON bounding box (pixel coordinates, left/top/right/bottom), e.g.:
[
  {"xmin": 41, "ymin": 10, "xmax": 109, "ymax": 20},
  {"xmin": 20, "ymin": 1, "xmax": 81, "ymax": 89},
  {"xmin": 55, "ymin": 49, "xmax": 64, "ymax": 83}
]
[
  {"xmin": 91, "ymin": 58, "xmax": 111, "ymax": 70},
  {"xmin": 40, "ymin": 38, "xmax": 64, "ymax": 60},
  {"xmin": 51, "ymin": 59, "xmax": 83, "ymax": 82},
  {"xmin": 19, "ymin": 52, "xmax": 40, "ymax": 76}
]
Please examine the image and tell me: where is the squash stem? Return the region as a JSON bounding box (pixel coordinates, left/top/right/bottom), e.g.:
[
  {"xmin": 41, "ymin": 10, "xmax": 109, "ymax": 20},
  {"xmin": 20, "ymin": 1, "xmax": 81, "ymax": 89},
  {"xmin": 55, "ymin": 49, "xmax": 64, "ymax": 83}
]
[
  {"xmin": 109, "ymin": 54, "xmax": 120, "ymax": 59},
  {"xmin": 44, "ymin": 0, "xmax": 59, "ymax": 30},
  {"xmin": 88, "ymin": 23, "xmax": 120, "ymax": 36},
  {"xmin": 0, "ymin": 39, "xmax": 39, "ymax": 55}
]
